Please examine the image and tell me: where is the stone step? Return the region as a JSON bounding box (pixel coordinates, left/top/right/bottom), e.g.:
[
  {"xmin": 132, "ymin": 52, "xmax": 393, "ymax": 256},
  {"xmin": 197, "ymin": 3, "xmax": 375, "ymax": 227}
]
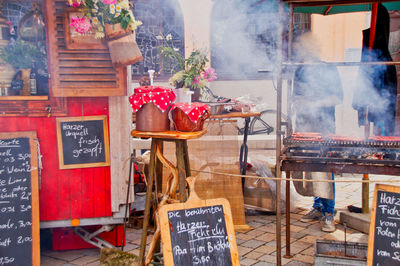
[{"xmin": 339, "ymin": 210, "xmax": 371, "ymax": 234}]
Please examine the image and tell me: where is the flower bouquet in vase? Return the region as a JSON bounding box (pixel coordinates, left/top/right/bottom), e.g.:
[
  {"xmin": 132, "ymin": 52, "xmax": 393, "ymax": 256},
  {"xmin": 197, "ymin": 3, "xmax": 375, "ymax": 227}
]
[
  {"xmin": 159, "ymin": 35, "xmax": 217, "ymax": 102},
  {"xmin": 67, "ymin": 0, "xmax": 143, "ymax": 67}
]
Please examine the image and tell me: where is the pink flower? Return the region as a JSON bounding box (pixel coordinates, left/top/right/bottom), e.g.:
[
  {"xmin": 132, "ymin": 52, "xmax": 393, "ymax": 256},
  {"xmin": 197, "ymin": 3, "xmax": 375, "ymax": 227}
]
[
  {"xmin": 102, "ymin": 0, "xmax": 117, "ymax": 4},
  {"xmin": 193, "ymin": 75, "xmax": 201, "ymax": 84},
  {"xmin": 70, "ymin": 16, "xmax": 92, "ymax": 34},
  {"xmin": 202, "ymin": 68, "xmax": 217, "ymax": 82}
]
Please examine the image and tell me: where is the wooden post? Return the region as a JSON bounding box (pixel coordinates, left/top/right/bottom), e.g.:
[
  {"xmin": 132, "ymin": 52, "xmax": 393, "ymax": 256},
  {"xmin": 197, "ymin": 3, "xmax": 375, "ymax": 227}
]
[
  {"xmin": 182, "ymin": 140, "xmax": 191, "ymax": 177},
  {"xmin": 138, "ymin": 140, "xmax": 158, "ymax": 266},
  {"xmin": 176, "ymin": 140, "xmax": 188, "ymax": 202},
  {"xmin": 362, "ymin": 174, "xmax": 369, "ymax": 213},
  {"xmin": 155, "ymin": 142, "xmax": 163, "ymax": 194}
]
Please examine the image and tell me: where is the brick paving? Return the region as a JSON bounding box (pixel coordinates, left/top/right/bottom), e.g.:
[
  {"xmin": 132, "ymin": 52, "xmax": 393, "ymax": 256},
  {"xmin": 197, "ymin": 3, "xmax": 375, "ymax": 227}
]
[{"xmin": 41, "ymin": 173, "xmax": 397, "ymax": 265}]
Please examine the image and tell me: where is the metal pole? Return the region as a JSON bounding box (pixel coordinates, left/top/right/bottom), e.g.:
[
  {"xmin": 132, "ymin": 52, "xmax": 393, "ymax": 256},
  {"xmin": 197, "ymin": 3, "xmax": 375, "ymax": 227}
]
[
  {"xmin": 275, "ymin": 2, "xmax": 285, "ymax": 265},
  {"xmin": 284, "ymin": 4, "xmax": 294, "ymax": 259},
  {"xmin": 286, "ymin": 4, "xmax": 294, "ymax": 136},
  {"xmin": 122, "ymin": 153, "xmax": 134, "ymax": 251},
  {"xmin": 360, "ymin": 3, "xmax": 378, "ymax": 214}
]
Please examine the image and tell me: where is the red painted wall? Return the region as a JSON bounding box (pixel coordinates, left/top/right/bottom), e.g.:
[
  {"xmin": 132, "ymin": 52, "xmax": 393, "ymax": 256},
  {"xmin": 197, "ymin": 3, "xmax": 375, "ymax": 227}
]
[{"xmin": 0, "ymin": 97, "xmax": 112, "ymax": 221}]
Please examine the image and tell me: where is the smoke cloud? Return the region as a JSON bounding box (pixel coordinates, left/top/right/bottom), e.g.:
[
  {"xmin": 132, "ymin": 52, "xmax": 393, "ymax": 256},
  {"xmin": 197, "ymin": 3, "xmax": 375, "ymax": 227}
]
[{"xmin": 211, "ymin": 0, "xmax": 283, "ymax": 76}]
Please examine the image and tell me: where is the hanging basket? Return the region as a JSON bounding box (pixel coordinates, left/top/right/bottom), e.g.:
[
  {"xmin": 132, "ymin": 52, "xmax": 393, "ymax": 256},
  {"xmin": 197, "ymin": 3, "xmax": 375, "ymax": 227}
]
[{"xmin": 104, "ymin": 24, "xmax": 143, "ymax": 67}]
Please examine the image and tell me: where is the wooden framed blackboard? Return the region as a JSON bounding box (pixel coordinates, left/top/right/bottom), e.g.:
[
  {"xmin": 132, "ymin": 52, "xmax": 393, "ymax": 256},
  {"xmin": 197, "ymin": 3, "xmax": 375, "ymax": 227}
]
[
  {"xmin": 368, "ymin": 184, "xmax": 400, "ymax": 266},
  {"xmin": 56, "ymin": 116, "xmax": 110, "ymax": 169},
  {"xmin": 0, "ymin": 131, "xmax": 40, "ymax": 266},
  {"xmin": 159, "ymin": 179, "xmax": 239, "ymax": 266}
]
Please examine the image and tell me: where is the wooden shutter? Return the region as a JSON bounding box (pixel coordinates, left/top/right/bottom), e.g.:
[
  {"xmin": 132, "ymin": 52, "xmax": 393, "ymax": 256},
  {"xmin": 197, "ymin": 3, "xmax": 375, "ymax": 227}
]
[{"xmin": 45, "ymin": 0, "xmax": 127, "ymax": 97}]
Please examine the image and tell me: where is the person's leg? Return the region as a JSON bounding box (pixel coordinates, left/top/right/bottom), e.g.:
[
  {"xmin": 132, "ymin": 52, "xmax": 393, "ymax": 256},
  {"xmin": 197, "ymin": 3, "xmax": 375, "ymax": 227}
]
[
  {"xmin": 321, "ymin": 173, "xmax": 336, "ymax": 232},
  {"xmin": 313, "ymin": 197, "xmax": 323, "ymax": 212},
  {"xmin": 320, "ymin": 173, "xmax": 335, "ymax": 214},
  {"xmin": 301, "ymin": 197, "xmax": 323, "ymax": 222}
]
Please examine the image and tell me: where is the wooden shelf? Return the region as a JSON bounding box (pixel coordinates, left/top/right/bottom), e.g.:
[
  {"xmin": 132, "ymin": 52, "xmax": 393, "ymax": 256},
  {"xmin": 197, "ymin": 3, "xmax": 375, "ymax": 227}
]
[{"xmin": 0, "ymin": 95, "xmax": 49, "ymax": 101}]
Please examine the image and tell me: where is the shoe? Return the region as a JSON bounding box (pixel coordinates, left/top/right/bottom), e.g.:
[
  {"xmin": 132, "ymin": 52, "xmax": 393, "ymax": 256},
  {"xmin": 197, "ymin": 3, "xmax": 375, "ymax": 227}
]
[
  {"xmin": 300, "ymin": 208, "xmax": 323, "ymax": 222},
  {"xmin": 321, "ymin": 213, "xmax": 336, "ymax": 232}
]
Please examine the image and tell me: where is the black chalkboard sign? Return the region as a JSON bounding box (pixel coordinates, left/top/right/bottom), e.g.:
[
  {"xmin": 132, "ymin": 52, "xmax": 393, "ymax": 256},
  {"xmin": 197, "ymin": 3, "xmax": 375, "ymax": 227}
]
[
  {"xmin": 56, "ymin": 116, "xmax": 110, "ymax": 169},
  {"xmin": 0, "ymin": 132, "xmax": 40, "ymax": 266},
  {"xmin": 368, "ymin": 184, "xmax": 400, "ymax": 266},
  {"xmin": 159, "ymin": 194, "xmax": 239, "ymax": 266}
]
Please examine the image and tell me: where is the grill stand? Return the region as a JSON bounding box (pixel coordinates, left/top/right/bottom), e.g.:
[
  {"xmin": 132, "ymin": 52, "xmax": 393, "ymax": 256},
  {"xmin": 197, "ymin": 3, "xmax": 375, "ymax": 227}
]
[{"xmin": 281, "ymin": 159, "xmax": 400, "ymax": 259}]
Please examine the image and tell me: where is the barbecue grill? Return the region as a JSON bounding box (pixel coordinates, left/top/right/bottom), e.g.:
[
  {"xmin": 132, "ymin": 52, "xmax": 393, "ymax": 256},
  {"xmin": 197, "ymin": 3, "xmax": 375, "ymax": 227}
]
[{"xmin": 281, "ymin": 133, "xmax": 400, "ymax": 175}]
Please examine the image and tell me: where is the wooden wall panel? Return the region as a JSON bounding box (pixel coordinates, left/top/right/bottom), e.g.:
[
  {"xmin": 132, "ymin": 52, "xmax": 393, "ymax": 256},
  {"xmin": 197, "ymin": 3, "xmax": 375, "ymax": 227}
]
[
  {"xmin": 45, "ymin": 0, "xmax": 127, "ymax": 97},
  {"xmin": 0, "ymin": 98, "xmax": 112, "ymax": 221}
]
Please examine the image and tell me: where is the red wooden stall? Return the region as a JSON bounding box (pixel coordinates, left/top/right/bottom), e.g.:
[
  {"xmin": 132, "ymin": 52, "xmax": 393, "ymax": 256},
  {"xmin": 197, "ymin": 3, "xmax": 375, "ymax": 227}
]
[{"xmin": 0, "ymin": 0, "xmax": 134, "ymax": 250}]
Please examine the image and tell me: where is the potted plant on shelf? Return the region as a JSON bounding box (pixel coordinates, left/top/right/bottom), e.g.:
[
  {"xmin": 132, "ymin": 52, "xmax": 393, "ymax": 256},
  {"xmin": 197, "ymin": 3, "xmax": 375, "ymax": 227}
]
[
  {"xmin": 158, "ymin": 34, "xmax": 217, "ymax": 102},
  {"xmin": 0, "ymin": 39, "xmax": 46, "ymax": 96},
  {"xmin": 67, "ymin": 0, "xmax": 143, "ymax": 67}
]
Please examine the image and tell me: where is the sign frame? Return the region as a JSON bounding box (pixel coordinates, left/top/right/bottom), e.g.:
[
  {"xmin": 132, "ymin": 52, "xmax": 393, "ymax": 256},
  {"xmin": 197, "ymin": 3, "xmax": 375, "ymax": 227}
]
[
  {"xmin": 0, "ymin": 131, "xmax": 40, "ymax": 266},
  {"xmin": 367, "ymin": 183, "xmax": 400, "ymax": 265},
  {"xmin": 56, "ymin": 115, "xmax": 110, "ymax": 169},
  {"xmin": 159, "ymin": 195, "xmax": 240, "ymax": 266}
]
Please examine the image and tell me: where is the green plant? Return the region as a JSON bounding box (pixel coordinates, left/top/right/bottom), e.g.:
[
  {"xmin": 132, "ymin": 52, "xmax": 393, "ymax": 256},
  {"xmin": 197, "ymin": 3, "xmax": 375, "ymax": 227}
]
[
  {"xmin": 0, "ymin": 39, "xmax": 46, "ymax": 70},
  {"xmin": 68, "ymin": 0, "xmax": 142, "ymax": 39}
]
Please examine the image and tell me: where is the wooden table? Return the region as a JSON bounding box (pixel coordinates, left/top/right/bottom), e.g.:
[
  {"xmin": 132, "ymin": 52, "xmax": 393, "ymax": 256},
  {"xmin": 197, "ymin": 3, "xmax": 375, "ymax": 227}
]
[
  {"xmin": 131, "ymin": 129, "xmax": 206, "ymax": 265},
  {"xmin": 210, "ymin": 112, "xmax": 260, "ymax": 178}
]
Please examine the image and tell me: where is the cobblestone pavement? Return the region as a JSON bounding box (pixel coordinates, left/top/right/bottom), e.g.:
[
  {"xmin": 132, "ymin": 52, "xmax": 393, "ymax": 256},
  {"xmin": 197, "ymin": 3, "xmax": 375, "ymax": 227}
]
[{"xmin": 41, "ymin": 173, "xmax": 397, "ymax": 265}]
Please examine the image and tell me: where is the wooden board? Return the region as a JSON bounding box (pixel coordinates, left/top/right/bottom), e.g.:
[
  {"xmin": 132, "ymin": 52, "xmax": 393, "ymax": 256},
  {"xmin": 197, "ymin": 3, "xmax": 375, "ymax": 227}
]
[
  {"xmin": 0, "ymin": 131, "xmax": 40, "ymax": 266},
  {"xmin": 56, "ymin": 115, "xmax": 110, "ymax": 169},
  {"xmin": 367, "ymin": 184, "xmax": 400, "ymax": 265},
  {"xmin": 64, "ymin": 8, "xmax": 108, "ymax": 50},
  {"xmin": 159, "ymin": 178, "xmax": 239, "ymax": 266},
  {"xmin": 131, "ymin": 129, "xmax": 207, "ymax": 140}
]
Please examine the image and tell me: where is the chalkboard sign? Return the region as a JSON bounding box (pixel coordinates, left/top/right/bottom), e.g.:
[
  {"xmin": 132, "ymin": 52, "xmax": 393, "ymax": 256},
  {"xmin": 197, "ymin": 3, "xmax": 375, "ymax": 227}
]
[
  {"xmin": 368, "ymin": 184, "xmax": 400, "ymax": 266},
  {"xmin": 159, "ymin": 192, "xmax": 239, "ymax": 266},
  {"xmin": 56, "ymin": 116, "xmax": 110, "ymax": 169},
  {"xmin": 0, "ymin": 131, "xmax": 40, "ymax": 266}
]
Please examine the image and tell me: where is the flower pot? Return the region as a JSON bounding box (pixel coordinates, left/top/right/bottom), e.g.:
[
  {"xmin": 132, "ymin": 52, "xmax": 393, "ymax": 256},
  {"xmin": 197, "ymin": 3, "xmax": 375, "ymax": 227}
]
[
  {"xmin": 191, "ymin": 88, "xmax": 200, "ymax": 102},
  {"xmin": 104, "ymin": 24, "xmax": 143, "ymax": 67}
]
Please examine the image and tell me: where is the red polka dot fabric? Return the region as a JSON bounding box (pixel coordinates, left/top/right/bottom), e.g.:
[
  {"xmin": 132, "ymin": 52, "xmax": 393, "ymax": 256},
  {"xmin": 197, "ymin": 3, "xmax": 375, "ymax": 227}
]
[
  {"xmin": 171, "ymin": 102, "xmax": 210, "ymax": 124},
  {"xmin": 129, "ymin": 86, "xmax": 176, "ymax": 113}
]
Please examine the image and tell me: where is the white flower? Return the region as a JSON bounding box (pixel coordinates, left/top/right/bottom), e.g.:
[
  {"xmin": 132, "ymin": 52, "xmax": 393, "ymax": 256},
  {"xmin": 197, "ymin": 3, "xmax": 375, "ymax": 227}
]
[
  {"xmin": 95, "ymin": 31, "xmax": 105, "ymax": 39},
  {"xmin": 173, "ymin": 48, "xmax": 179, "ymax": 52},
  {"xmin": 114, "ymin": 12, "xmax": 120, "ymax": 18},
  {"xmin": 156, "ymin": 35, "xmax": 163, "ymax": 40},
  {"xmin": 116, "ymin": 4, "xmax": 122, "ymax": 13},
  {"xmin": 93, "ymin": 0, "xmax": 98, "ymax": 3},
  {"xmin": 92, "ymin": 17, "xmax": 99, "ymax": 24},
  {"xmin": 166, "ymin": 34, "xmax": 172, "ymax": 41},
  {"xmin": 119, "ymin": 0, "xmax": 129, "ymax": 9},
  {"xmin": 128, "ymin": 18, "xmax": 142, "ymax": 31},
  {"xmin": 110, "ymin": 4, "xmax": 116, "ymax": 14}
]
